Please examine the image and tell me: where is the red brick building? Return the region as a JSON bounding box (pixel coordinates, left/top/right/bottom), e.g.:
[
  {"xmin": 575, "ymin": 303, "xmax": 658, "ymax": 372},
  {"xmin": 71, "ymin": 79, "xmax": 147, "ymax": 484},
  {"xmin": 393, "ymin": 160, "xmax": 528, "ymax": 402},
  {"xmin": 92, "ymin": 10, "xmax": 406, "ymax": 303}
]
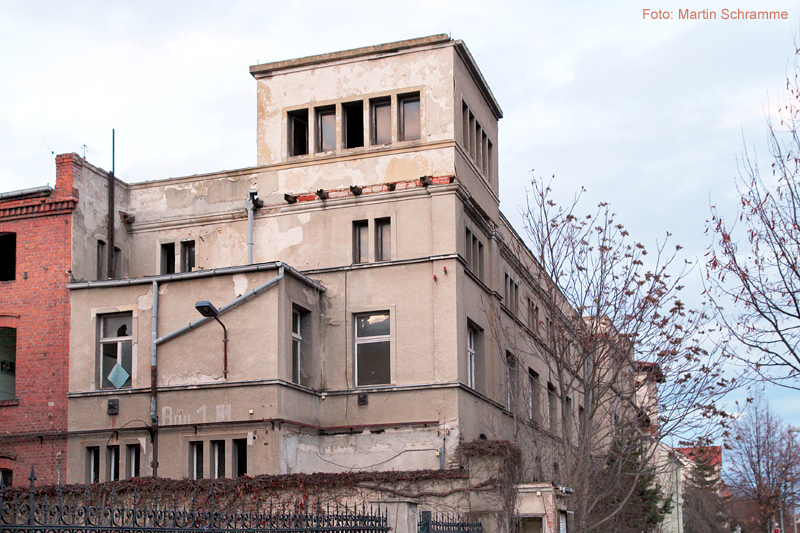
[{"xmin": 0, "ymin": 153, "xmax": 120, "ymax": 486}]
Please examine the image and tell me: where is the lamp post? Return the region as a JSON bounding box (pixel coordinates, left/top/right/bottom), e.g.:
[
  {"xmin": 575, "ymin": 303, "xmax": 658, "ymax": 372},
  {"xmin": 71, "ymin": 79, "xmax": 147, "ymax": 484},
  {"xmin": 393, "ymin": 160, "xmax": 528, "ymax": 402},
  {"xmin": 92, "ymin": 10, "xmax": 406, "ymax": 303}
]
[{"xmin": 195, "ymin": 301, "xmax": 229, "ymax": 380}]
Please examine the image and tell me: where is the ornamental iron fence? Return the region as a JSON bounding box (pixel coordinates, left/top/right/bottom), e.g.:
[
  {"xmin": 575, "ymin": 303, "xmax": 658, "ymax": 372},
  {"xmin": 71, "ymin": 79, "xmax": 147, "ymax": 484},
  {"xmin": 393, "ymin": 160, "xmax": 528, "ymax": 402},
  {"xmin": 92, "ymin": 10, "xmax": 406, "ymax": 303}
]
[
  {"xmin": 418, "ymin": 510, "xmax": 482, "ymax": 533},
  {"xmin": 0, "ymin": 468, "xmax": 389, "ymax": 533}
]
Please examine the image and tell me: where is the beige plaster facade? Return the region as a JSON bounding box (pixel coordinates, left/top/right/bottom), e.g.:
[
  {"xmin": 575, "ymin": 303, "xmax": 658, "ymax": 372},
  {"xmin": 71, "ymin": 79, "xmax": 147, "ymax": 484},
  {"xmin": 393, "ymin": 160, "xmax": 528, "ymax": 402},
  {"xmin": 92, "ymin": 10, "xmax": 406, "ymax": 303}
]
[{"xmin": 64, "ymin": 35, "xmax": 576, "ymax": 531}]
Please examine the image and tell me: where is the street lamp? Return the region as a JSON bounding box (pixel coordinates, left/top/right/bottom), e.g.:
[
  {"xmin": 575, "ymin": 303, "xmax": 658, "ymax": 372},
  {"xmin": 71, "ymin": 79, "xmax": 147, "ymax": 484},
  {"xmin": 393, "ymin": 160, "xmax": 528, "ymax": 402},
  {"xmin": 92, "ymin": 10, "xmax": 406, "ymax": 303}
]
[{"xmin": 195, "ymin": 301, "xmax": 229, "ymax": 380}]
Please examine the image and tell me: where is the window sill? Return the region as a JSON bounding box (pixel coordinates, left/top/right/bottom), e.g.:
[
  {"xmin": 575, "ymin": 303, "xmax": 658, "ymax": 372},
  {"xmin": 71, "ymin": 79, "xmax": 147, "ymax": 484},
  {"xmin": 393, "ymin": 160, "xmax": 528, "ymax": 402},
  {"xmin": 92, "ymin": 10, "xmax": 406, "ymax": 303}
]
[{"xmin": 0, "ymin": 399, "xmax": 19, "ymax": 407}]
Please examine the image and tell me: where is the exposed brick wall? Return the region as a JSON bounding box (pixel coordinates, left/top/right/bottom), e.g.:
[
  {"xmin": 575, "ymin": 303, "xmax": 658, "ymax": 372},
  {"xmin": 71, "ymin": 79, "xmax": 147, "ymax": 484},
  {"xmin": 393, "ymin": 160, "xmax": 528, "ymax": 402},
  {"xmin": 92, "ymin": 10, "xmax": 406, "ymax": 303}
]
[{"xmin": 0, "ymin": 154, "xmax": 80, "ymax": 486}]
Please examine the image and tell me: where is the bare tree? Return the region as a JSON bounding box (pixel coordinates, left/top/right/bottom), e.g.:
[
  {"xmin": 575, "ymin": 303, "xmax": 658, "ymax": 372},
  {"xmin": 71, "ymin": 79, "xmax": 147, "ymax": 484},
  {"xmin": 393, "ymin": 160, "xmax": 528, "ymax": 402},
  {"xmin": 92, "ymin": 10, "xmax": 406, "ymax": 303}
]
[
  {"xmin": 487, "ymin": 178, "xmax": 734, "ymax": 531},
  {"xmin": 726, "ymin": 392, "xmax": 799, "ymax": 532},
  {"xmin": 707, "ymin": 47, "xmax": 800, "ymax": 390}
]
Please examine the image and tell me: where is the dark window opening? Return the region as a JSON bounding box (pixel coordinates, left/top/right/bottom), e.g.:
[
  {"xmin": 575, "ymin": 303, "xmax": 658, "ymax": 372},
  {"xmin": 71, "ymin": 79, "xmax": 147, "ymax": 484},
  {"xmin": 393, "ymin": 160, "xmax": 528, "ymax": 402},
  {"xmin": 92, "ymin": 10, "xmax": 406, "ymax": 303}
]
[
  {"xmin": 316, "ymin": 106, "xmax": 336, "ymax": 152},
  {"xmin": 96, "ymin": 240, "xmax": 106, "ymax": 280},
  {"xmin": 0, "ymin": 327, "xmax": 16, "ymax": 401},
  {"xmin": 0, "ymin": 468, "xmax": 11, "ymax": 487},
  {"xmin": 371, "ymin": 98, "xmax": 391, "ymax": 145},
  {"xmin": 343, "ymin": 101, "xmax": 364, "ymax": 149},
  {"xmin": 190, "ymin": 441, "xmax": 204, "ymax": 480},
  {"xmin": 107, "ymin": 445, "xmax": 120, "ymax": 481},
  {"xmin": 211, "ymin": 440, "xmax": 225, "ymax": 479},
  {"xmin": 160, "ymin": 243, "xmax": 175, "ymax": 274},
  {"xmin": 399, "ymin": 93, "xmax": 420, "ymax": 141},
  {"xmin": 181, "ymin": 240, "xmax": 195, "ymax": 272},
  {"xmin": 86, "ymin": 447, "xmax": 100, "ymax": 484},
  {"xmin": 288, "ymin": 109, "xmax": 309, "ymax": 156},
  {"xmin": 375, "ymin": 218, "xmax": 391, "ymax": 261},
  {"xmin": 127, "ymin": 444, "xmax": 140, "ymax": 478},
  {"xmin": 233, "ymin": 438, "xmax": 247, "ymax": 477},
  {"xmin": 353, "ymin": 220, "xmax": 369, "ymax": 264},
  {"xmin": 113, "ymin": 247, "xmax": 121, "ymax": 278},
  {"xmin": 0, "ymin": 233, "xmax": 16, "ymax": 281}
]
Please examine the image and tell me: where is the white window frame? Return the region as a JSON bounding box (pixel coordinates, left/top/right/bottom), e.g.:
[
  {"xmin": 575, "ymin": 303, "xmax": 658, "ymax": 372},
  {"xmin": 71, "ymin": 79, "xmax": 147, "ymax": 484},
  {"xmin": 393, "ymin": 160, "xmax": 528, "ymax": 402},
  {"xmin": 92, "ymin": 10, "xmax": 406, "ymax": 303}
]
[
  {"xmin": 354, "ymin": 311, "xmax": 391, "ymax": 387},
  {"xmin": 292, "ymin": 310, "xmax": 302, "ymax": 384},
  {"xmin": 467, "ymin": 327, "xmax": 476, "ymax": 389},
  {"xmin": 190, "ymin": 441, "xmax": 203, "ymax": 480},
  {"xmin": 127, "ymin": 444, "xmax": 140, "ymax": 478},
  {"xmin": 98, "ymin": 313, "xmax": 133, "ymax": 390},
  {"xmin": 107, "ymin": 445, "xmax": 120, "ymax": 481},
  {"xmin": 212, "ymin": 440, "xmax": 225, "ymax": 479}
]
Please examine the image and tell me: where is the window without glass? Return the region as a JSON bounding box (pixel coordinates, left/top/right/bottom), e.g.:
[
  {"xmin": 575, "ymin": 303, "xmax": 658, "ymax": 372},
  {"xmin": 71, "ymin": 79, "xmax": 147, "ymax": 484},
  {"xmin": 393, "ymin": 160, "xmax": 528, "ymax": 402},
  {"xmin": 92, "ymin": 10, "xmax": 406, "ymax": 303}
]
[
  {"xmin": 528, "ymin": 369, "xmax": 540, "ymax": 424},
  {"xmin": 233, "ymin": 438, "xmax": 248, "ymax": 477},
  {"xmin": 506, "ymin": 353, "xmax": 517, "ymax": 410},
  {"xmin": 190, "ymin": 441, "xmax": 204, "ymax": 480},
  {"xmin": 288, "ymin": 109, "xmax": 309, "ymax": 156},
  {"xmin": 0, "ymin": 233, "xmax": 16, "ymax": 281},
  {"xmin": 181, "ymin": 240, "xmax": 195, "ymax": 272},
  {"xmin": 528, "ymin": 298, "xmax": 539, "ymax": 331},
  {"xmin": 97, "ymin": 240, "xmax": 106, "ymax": 280},
  {"xmin": 211, "ymin": 440, "xmax": 225, "ymax": 479},
  {"xmin": 371, "ymin": 98, "xmax": 391, "ymax": 145},
  {"xmin": 355, "ymin": 312, "xmax": 390, "ymax": 386},
  {"xmin": 113, "ymin": 247, "xmax": 121, "ymax": 278},
  {"xmin": 375, "ymin": 218, "xmax": 391, "ymax": 261},
  {"xmin": 316, "ymin": 106, "xmax": 336, "ymax": 152},
  {"xmin": 127, "ymin": 444, "xmax": 140, "ymax": 478},
  {"xmin": 86, "ymin": 447, "xmax": 100, "ymax": 484},
  {"xmin": 353, "ymin": 220, "xmax": 369, "ymax": 264},
  {"xmin": 107, "ymin": 445, "xmax": 120, "ymax": 481},
  {"xmin": 0, "ymin": 328, "xmax": 16, "ymax": 401},
  {"xmin": 399, "ymin": 93, "xmax": 420, "ymax": 141},
  {"xmin": 160, "ymin": 243, "xmax": 175, "ymax": 274},
  {"xmin": 343, "ymin": 101, "xmax": 364, "ymax": 149},
  {"xmin": 548, "ymin": 382, "xmax": 558, "ymax": 432},
  {"xmin": 99, "ymin": 313, "xmax": 133, "ymax": 390},
  {"xmin": 0, "ymin": 468, "xmax": 11, "ymax": 487}
]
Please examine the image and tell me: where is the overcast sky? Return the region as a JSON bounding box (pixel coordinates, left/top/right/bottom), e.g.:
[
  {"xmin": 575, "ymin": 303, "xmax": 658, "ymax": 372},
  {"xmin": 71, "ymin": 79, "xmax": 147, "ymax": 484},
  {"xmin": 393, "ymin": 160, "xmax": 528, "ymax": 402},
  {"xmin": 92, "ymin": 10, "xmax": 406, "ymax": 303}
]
[{"xmin": 2, "ymin": 1, "xmax": 799, "ymax": 429}]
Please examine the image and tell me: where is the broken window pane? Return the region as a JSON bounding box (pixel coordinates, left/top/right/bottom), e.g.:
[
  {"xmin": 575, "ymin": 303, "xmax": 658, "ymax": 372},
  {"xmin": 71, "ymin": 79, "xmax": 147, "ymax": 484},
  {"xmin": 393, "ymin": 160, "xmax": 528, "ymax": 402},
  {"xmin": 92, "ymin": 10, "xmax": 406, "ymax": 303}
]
[
  {"xmin": 288, "ymin": 109, "xmax": 309, "ymax": 156},
  {"xmin": 343, "ymin": 101, "xmax": 364, "ymax": 149},
  {"xmin": 371, "ymin": 98, "xmax": 391, "ymax": 145},
  {"xmin": 316, "ymin": 107, "xmax": 336, "ymax": 152},
  {"xmin": 99, "ymin": 313, "xmax": 133, "ymax": 390},
  {"xmin": 399, "ymin": 93, "xmax": 420, "ymax": 141}
]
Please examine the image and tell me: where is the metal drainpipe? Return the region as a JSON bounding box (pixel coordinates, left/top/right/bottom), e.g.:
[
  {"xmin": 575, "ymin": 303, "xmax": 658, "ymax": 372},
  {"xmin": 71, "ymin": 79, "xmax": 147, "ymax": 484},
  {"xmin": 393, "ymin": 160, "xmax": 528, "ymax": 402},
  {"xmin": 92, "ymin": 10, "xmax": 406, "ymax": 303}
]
[
  {"xmin": 245, "ymin": 191, "xmax": 262, "ymax": 265},
  {"xmin": 150, "ymin": 280, "xmax": 159, "ymax": 478},
  {"xmin": 107, "ymin": 129, "xmax": 116, "ymax": 279}
]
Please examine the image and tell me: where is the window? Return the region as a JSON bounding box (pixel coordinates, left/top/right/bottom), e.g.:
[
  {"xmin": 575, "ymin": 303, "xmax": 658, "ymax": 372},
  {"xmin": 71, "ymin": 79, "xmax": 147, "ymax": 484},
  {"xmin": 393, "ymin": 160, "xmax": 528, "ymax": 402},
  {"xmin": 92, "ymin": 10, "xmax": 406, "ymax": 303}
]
[
  {"xmin": 99, "ymin": 313, "xmax": 132, "ymax": 390},
  {"xmin": 0, "ymin": 232, "xmax": 16, "ymax": 281},
  {"xmin": 481, "ymin": 131, "xmax": 489, "ymax": 174},
  {"xmin": 316, "ymin": 106, "xmax": 336, "ymax": 152},
  {"xmin": 0, "ymin": 468, "xmax": 11, "ymax": 487},
  {"xmin": 462, "ymin": 102, "xmax": 469, "ymax": 148},
  {"xmin": 375, "ymin": 218, "xmax": 391, "ymax": 261},
  {"xmin": 126, "ymin": 444, "xmax": 140, "ymax": 478},
  {"xmin": 343, "ymin": 101, "xmax": 364, "ymax": 149},
  {"xmin": 181, "ymin": 240, "xmax": 195, "ymax": 272},
  {"xmin": 113, "ymin": 247, "xmax": 121, "ymax": 278},
  {"xmin": 466, "ymin": 322, "xmax": 483, "ymax": 391},
  {"xmin": 211, "ymin": 440, "xmax": 225, "ymax": 479},
  {"xmin": 190, "ymin": 441, "xmax": 204, "ymax": 480},
  {"xmin": 233, "ymin": 438, "xmax": 248, "ymax": 477},
  {"xmin": 107, "ymin": 445, "xmax": 120, "ymax": 481},
  {"xmin": 353, "ymin": 220, "xmax": 369, "ymax": 264},
  {"xmin": 505, "ymin": 353, "xmax": 517, "ymax": 410},
  {"xmin": 86, "ymin": 447, "xmax": 100, "ymax": 483},
  {"xmin": 288, "ymin": 109, "xmax": 309, "ymax": 156},
  {"xmin": 548, "ymin": 382, "xmax": 558, "ymax": 432},
  {"xmin": 528, "ymin": 298, "xmax": 539, "ymax": 331},
  {"xmin": 528, "ymin": 369, "xmax": 540, "ymax": 424},
  {"xmin": 160, "ymin": 242, "xmax": 175, "ymax": 274},
  {"xmin": 0, "ymin": 328, "xmax": 16, "ymax": 401},
  {"xmin": 371, "ymin": 98, "xmax": 391, "ymax": 145},
  {"xmin": 399, "ymin": 93, "xmax": 420, "ymax": 141},
  {"xmin": 504, "ymin": 273, "xmax": 519, "ymax": 314},
  {"xmin": 355, "ymin": 312, "xmax": 390, "ymax": 386},
  {"xmin": 291, "ymin": 307, "xmax": 310, "ymax": 386},
  {"xmin": 97, "ymin": 239, "xmax": 106, "ymax": 279},
  {"xmin": 565, "ymin": 396, "xmax": 574, "ymax": 433},
  {"xmin": 465, "ymin": 228, "xmax": 484, "ymax": 279}
]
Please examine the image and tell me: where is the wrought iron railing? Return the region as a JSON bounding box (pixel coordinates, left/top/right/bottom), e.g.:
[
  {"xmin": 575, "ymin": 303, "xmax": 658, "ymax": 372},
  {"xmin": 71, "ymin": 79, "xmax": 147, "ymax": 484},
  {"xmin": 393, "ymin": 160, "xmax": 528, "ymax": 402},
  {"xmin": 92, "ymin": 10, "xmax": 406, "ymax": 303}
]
[
  {"xmin": 0, "ymin": 469, "xmax": 389, "ymax": 533},
  {"xmin": 418, "ymin": 510, "xmax": 482, "ymax": 533}
]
